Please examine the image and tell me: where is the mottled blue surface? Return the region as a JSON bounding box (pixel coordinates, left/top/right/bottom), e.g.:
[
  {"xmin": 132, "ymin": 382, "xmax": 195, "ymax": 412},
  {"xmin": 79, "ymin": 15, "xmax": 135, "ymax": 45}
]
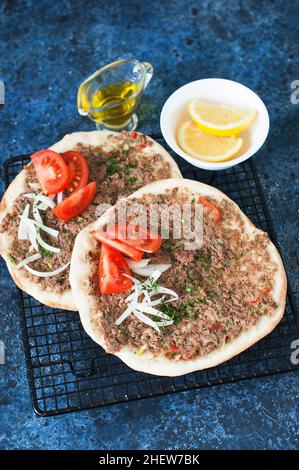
[{"xmin": 0, "ymin": 0, "xmax": 298, "ymax": 450}]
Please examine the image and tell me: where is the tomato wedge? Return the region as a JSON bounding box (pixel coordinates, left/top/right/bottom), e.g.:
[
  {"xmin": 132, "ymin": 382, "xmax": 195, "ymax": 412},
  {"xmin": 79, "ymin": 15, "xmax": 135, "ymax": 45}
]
[
  {"xmin": 31, "ymin": 149, "xmax": 70, "ymax": 195},
  {"xmin": 99, "ymin": 244, "xmax": 132, "ymax": 294},
  {"xmin": 92, "ymin": 230, "xmax": 144, "ymax": 261},
  {"xmin": 62, "ymin": 151, "xmax": 89, "ymax": 193},
  {"xmin": 199, "ymin": 197, "xmax": 222, "ymax": 222},
  {"xmin": 106, "ymin": 223, "xmax": 162, "ymax": 253},
  {"xmin": 52, "ymin": 182, "xmax": 96, "ymax": 221}
]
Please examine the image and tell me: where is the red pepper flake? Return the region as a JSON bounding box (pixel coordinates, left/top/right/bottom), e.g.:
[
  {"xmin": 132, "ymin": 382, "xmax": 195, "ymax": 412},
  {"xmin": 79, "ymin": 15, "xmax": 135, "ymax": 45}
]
[
  {"xmin": 214, "ymin": 322, "xmax": 222, "ymax": 331},
  {"xmin": 182, "ymin": 351, "xmax": 193, "ymax": 361},
  {"xmin": 130, "ymin": 132, "xmax": 137, "ymax": 139},
  {"xmin": 139, "ymin": 142, "xmax": 146, "ymax": 149},
  {"xmin": 171, "ymin": 343, "xmax": 179, "ymax": 351}
]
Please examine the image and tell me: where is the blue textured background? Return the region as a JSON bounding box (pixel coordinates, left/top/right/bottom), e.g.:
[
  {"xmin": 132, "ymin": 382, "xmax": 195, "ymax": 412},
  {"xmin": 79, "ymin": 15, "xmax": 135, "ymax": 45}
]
[{"xmin": 0, "ymin": 0, "xmax": 298, "ymax": 450}]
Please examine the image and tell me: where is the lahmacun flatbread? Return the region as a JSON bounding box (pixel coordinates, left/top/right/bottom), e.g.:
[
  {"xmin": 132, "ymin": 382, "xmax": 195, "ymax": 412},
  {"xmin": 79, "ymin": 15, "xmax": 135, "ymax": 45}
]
[{"xmin": 70, "ymin": 178, "xmax": 287, "ymax": 376}]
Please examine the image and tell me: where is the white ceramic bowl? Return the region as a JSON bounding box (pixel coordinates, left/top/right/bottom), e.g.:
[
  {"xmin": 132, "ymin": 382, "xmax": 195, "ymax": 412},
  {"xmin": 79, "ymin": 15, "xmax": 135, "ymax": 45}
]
[{"xmin": 160, "ymin": 78, "xmax": 270, "ymax": 171}]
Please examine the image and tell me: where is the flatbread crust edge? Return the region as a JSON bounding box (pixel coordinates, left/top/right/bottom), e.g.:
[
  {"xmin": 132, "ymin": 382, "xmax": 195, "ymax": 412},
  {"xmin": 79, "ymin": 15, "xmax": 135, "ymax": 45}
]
[
  {"xmin": 70, "ymin": 178, "xmax": 287, "ymax": 376},
  {"xmin": 0, "ymin": 131, "xmax": 182, "ymax": 311}
]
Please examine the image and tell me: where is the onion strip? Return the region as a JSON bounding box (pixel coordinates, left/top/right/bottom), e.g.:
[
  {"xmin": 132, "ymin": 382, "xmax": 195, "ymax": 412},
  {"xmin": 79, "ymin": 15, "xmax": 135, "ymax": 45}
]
[
  {"xmin": 33, "ymin": 206, "xmax": 43, "ymax": 224},
  {"xmin": 18, "ymin": 204, "xmax": 30, "ymax": 240},
  {"xmin": 155, "ymin": 320, "xmax": 174, "ymax": 327},
  {"xmin": 135, "ymin": 304, "xmax": 171, "ymax": 320},
  {"xmin": 28, "ymin": 182, "xmax": 41, "ymax": 190},
  {"xmin": 125, "ymin": 258, "xmax": 151, "ymax": 270},
  {"xmin": 115, "ymin": 304, "xmax": 135, "ymax": 326}
]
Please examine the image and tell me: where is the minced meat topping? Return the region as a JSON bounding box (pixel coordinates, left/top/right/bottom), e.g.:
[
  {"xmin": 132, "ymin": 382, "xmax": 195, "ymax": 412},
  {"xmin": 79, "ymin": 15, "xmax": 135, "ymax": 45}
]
[
  {"xmin": 0, "ymin": 132, "xmax": 173, "ymax": 293},
  {"xmin": 89, "ymin": 188, "xmax": 278, "ymax": 361}
]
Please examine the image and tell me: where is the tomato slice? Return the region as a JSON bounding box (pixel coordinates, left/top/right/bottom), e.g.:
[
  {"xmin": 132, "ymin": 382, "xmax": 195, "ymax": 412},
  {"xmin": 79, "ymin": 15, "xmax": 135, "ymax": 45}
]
[
  {"xmin": 52, "ymin": 182, "xmax": 96, "ymax": 221},
  {"xmin": 99, "ymin": 244, "xmax": 133, "ymax": 294},
  {"xmin": 62, "ymin": 151, "xmax": 89, "ymax": 193},
  {"xmin": 92, "ymin": 230, "xmax": 144, "ymax": 261},
  {"xmin": 106, "ymin": 223, "xmax": 162, "ymax": 253},
  {"xmin": 199, "ymin": 197, "xmax": 222, "ymax": 222},
  {"xmin": 31, "ymin": 149, "xmax": 70, "ymax": 195}
]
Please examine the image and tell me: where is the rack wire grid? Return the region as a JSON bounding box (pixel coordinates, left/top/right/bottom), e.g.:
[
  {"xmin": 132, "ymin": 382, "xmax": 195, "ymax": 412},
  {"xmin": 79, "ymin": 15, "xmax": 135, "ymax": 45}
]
[{"xmin": 2, "ymin": 133, "xmax": 298, "ymax": 416}]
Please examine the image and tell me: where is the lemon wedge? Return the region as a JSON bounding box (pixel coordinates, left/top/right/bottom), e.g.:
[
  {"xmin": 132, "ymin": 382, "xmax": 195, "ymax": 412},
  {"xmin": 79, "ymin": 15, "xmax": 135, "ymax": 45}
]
[
  {"xmin": 188, "ymin": 99, "xmax": 256, "ymax": 136},
  {"xmin": 177, "ymin": 121, "xmax": 243, "ymax": 162}
]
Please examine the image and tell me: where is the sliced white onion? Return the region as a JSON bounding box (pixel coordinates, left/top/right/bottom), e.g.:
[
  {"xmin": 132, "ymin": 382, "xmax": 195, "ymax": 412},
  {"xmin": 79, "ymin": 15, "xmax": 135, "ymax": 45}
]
[
  {"xmin": 150, "ymin": 296, "xmax": 166, "ymax": 306},
  {"xmin": 24, "ymin": 193, "xmax": 35, "ymax": 199},
  {"xmin": 36, "ymin": 194, "xmax": 56, "ymax": 209},
  {"xmin": 38, "ymin": 194, "xmax": 55, "ymax": 210},
  {"xmin": 117, "ymin": 269, "xmax": 177, "ymax": 332},
  {"xmin": 18, "ymin": 215, "xmax": 59, "ymax": 238},
  {"xmin": 155, "ymin": 320, "xmax": 174, "ymax": 327},
  {"xmin": 146, "ymin": 269, "xmax": 163, "ymax": 284},
  {"xmin": 115, "ymin": 293, "xmax": 138, "ymax": 325},
  {"xmin": 24, "ymin": 262, "xmax": 70, "ymax": 277},
  {"xmin": 123, "ymin": 273, "xmax": 141, "ymax": 285},
  {"xmin": 18, "ymin": 204, "xmax": 30, "ymax": 240},
  {"xmin": 133, "ymin": 310, "xmax": 160, "ymax": 332},
  {"xmin": 38, "ymin": 203, "xmax": 48, "ymax": 211},
  {"xmin": 57, "ymin": 191, "xmax": 63, "ymax": 204},
  {"xmin": 33, "ymin": 206, "xmax": 43, "ymax": 224},
  {"xmin": 36, "ymin": 230, "xmax": 60, "ymax": 254},
  {"xmin": 28, "ymin": 182, "xmax": 41, "ymax": 190},
  {"xmin": 149, "ymin": 286, "xmax": 178, "ymax": 300},
  {"xmin": 134, "ymin": 303, "xmax": 171, "ymax": 320},
  {"xmin": 33, "ymin": 219, "xmax": 59, "ymax": 238},
  {"xmin": 16, "ymin": 252, "xmax": 41, "ymax": 269}
]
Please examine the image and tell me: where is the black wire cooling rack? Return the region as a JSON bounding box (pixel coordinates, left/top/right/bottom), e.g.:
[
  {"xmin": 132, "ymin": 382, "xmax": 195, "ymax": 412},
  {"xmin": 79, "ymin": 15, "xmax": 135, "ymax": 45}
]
[{"xmin": 2, "ymin": 134, "xmax": 299, "ymax": 416}]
